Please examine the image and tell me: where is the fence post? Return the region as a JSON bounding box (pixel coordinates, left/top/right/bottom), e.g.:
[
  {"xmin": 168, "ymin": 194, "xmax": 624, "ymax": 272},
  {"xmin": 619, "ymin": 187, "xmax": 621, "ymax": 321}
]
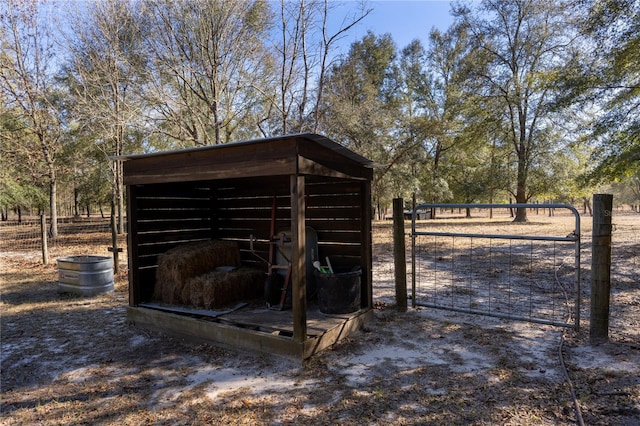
[
  {"xmin": 590, "ymin": 193, "xmax": 613, "ymax": 344},
  {"xmin": 40, "ymin": 214, "xmax": 48, "ymax": 265},
  {"xmin": 393, "ymin": 198, "xmax": 407, "ymax": 311},
  {"xmin": 110, "ymin": 201, "xmax": 119, "ymax": 274}
]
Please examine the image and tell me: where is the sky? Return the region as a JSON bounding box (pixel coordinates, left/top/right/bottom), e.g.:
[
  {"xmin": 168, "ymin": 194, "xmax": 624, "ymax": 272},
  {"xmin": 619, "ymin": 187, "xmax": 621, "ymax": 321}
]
[{"xmin": 331, "ymin": 0, "xmax": 456, "ymax": 52}]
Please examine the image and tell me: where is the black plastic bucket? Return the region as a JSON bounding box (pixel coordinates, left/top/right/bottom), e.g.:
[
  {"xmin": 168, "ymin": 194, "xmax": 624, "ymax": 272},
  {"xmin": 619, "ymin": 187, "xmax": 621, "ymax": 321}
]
[{"xmin": 314, "ymin": 268, "xmax": 361, "ymax": 314}]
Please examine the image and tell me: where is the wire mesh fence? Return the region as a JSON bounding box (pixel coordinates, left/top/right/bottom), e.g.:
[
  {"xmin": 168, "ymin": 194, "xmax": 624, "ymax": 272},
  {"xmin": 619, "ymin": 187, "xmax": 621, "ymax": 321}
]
[
  {"xmin": 371, "ymin": 221, "xmax": 401, "ymax": 306},
  {"xmin": 0, "ymin": 217, "xmax": 126, "ymax": 263},
  {"xmin": 610, "ymin": 220, "xmax": 640, "ymax": 273},
  {"xmin": 412, "ymin": 234, "xmax": 579, "ymax": 326},
  {"xmin": 410, "ymin": 204, "xmax": 582, "ymax": 328}
]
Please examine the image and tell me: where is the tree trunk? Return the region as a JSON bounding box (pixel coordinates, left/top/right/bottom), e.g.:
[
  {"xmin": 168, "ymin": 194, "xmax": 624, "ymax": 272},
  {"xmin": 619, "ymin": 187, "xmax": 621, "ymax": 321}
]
[
  {"xmin": 489, "ymin": 194, "xmax": 494, "ymax": 219},
  {"xmin": 514, "ymin": 207, "xmax": 527, "ymax": 221},
  {"xmin": 74, "ymin": 187, "xmax": 79, "ymax": 217},
  {"xmin": 111, "ymin": 158, "xmax": 126, "ymax": 231},
  {"xmin": 117, "ymin": 159, "xmax": 125, "ymax": 234},
  {"xmin": 49, "ymin": 178, "xmax": 58, "ymax": 237},
  {"xmin": 41, "ymin": 134, "xmax": 59, "ymax": 237},
  {"xmin": 584, "ymin": 198, "xmax": 593, "ymax": 216},
  {"xmin": 513, "ymin": 152, "xmax": 528, "ymax": 222}
]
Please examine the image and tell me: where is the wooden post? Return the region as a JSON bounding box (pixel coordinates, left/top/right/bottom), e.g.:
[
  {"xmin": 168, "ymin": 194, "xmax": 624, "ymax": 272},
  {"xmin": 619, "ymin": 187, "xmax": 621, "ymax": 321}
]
[
  {"xmin": 393, "ymin": 198, "xmax": 407, "ymax": 311},
  {"xmin": 126, "ymin": 185, "xmax": 139, "ymax": 307},
  {"xmin": 590, "ymin": 194, "xmax": 613, "ymax": 344},
  {"xmin": 291, "ymin": 174, "xmax": 307, "ymax": 342},
  {"xmin": 40, "ymin": 214, "xmax": 48, "ymax": 265},
  {"xmin": 362, "ymin": 181, "xmax": 373, "ymax": 309},
  {"xmin": 110, "ymin": 201, "xmax": 119, "ymax": 274}
]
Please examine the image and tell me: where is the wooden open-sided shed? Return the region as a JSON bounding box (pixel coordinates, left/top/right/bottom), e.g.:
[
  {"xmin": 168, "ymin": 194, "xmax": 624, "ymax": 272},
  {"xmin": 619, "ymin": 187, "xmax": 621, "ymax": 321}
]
[{"xmin": 119, "ymin": 133, "xmax": 374, "ymax": 360}]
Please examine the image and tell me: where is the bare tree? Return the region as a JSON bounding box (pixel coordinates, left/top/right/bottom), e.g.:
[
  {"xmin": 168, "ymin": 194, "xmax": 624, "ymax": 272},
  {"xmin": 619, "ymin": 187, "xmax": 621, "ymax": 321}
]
[
  {"xmin": 269, "ymin": 0, "xmax": 371, "ymax": 134},
  {"xmin": 142, "ymin": 0, "xmax": 273, "ymax": 145},
  {"xmin": 273, "ymin": 0, "xmax": 306, "ymax": 134},
  {"xmin": 312, "ymin": 0, "xmax": 371, "ymax": 132},
  {"xmin": 0, "ymin": 0, "xmax": 63, "ymax": 236},
  {"xmin": 64, "ymin": 0, "xmax": 147, "ymax": 234}
]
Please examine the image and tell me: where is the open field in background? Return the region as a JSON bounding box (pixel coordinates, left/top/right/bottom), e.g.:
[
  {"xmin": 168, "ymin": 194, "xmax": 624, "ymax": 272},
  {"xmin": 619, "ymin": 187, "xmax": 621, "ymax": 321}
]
[
  {"xmin": 0, "ymin": 217, "xmax": 128, "ymax": 262},
  {"xmin": 1, "ymin": 210, "xmax": 638, "ymax": 425},
  {"xmin": 374, "ymin": 209, "xmax": 639, "ymax": 337}
]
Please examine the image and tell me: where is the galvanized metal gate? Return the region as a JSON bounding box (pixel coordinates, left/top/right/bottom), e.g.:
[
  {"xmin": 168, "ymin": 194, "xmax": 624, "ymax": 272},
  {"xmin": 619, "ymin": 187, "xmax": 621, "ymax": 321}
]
[{"xmin": 411, "ymin": 204, "xmax": 581, "ymax": 329}]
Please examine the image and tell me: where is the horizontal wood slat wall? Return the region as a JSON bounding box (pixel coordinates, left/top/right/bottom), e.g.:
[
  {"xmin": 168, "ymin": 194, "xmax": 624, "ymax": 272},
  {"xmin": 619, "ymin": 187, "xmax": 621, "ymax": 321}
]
[
  {"xmin": 129, "ymin": 182, "xmax": 217, "ymax": 304},
  {"xmin": 305, "ymin": 180, "xmax": 364, "ymax": 270},
  {"xmin": 128, "ymin": 176, "xmax": 368, "ymax": 305},
  {"xmin": 213, "ymin": 177, "xmax": 291, "ymax": 273}
]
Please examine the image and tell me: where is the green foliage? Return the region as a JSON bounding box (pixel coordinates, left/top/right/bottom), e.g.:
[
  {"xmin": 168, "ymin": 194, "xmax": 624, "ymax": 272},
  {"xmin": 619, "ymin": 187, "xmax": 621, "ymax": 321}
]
[
  {"xmin": 0, "ymin": 174, "xmax": 48, "ymax": 213},
  {"xmin": 322, "ymin": 31, "xmax": 426, "ymax": 218},
  {"xmin": 588, "ymin": 125, "xmax": 640, "ymax": 183},
  {"xmin": 569, "ymin": 0, "xmax": 640, "ymax": 184},
  {"xmin": 451, "ymin": 0, "xmax": 582, "ymax": 220},
  {"xmin": 3, "ymin": 0, "xmax": 639, "ymax": 220},
  {"xmin": 0, "ymin": 87, "xmax": 49, "ymax": 214}
]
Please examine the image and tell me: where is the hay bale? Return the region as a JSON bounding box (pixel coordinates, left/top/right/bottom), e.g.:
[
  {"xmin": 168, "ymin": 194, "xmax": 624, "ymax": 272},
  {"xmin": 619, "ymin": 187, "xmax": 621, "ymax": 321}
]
[
  {"xmin": 188, "ymin": 278, "xmax": 204, "ymax": 307},
  {"xmin": 187, "ymin": 268, "xmax": 264, "ymax": 309},
  {"xmin": 154, "ymin": 240, "xmax": 241, "ymax": 305}
]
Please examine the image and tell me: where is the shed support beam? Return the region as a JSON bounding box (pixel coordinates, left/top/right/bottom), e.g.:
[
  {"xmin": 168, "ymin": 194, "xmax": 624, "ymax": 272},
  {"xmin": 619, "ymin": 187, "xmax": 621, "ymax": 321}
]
[
  {"xmin": 291, "ymin": 174, "xmax": 307, "ymax": 342},
  {"xmin": 362, "ymin": 181, "xmax": 373, "ymax": 309},
  {"xmin": 127, "ymin": 184, "xmax": 141, "ymax": 306}
]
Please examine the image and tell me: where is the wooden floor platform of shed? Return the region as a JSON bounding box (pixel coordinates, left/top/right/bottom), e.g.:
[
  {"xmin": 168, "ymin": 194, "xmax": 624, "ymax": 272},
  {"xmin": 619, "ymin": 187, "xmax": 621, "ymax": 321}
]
[{"xmin": 127, "ymin": 303, "xmax": 373, "ymax": 361}]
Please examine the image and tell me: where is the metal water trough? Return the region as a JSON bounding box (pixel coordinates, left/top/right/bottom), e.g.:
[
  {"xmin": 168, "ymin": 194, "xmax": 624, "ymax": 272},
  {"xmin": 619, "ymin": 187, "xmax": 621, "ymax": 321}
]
[{"xmin": 57, "ymin": 255, "xmax": 114, "ymax": 296}]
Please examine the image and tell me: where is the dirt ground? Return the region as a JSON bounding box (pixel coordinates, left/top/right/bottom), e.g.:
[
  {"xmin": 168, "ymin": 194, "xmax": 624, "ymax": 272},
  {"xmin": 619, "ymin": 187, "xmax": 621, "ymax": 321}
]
[{"xmin": 1, "ymin": 211, "xmax": 638, "ymax": 425}]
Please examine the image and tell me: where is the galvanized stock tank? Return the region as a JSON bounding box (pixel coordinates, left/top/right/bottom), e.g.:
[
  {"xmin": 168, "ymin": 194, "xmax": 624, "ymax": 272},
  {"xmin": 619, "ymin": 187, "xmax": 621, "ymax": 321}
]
[{"xmin": 57, "ymin": 255, "xmax": 114, "ymax": 296}]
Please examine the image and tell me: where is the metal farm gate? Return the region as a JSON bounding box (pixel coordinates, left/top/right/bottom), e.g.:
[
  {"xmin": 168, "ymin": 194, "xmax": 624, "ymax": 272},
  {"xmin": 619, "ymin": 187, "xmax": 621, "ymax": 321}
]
[{"xmin": 411, "ymin": 204, "xmax": 581, "ymax": 329}]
